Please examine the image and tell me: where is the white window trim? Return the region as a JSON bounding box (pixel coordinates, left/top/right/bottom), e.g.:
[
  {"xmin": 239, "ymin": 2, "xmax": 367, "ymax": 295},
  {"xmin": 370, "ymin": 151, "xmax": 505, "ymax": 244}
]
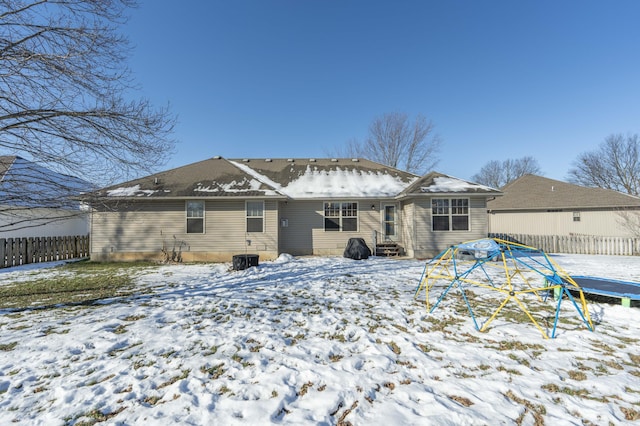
[
  {"xmin": 431, "ymin": 197, "xmax": 470, "ymax": 232},
  {"xmin": 323, "ymin": 201, "xmax": 359, "ymax": 232},
  {"xmin": 186, "ymin": 200, "xmax": 205, "ymax": 234},
  {"xmin": 246, "ymin": 200, "xmax": 265, "ymax": 233}
]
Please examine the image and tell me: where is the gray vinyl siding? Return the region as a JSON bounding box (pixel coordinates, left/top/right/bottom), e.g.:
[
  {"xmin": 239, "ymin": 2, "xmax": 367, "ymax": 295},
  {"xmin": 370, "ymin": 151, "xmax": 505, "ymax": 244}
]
[
  {"xmin": 488, "ymin": 210, "xmax": 634, "ymax": 237},
  {"xmin": 90, "ymin": 194, "xmax": 494, "ymax": 261},
  {"xmin": 278, "ymin": 200, "xmax": 383, "ymax": 256},
  {"xmin": 412, "ymin": 197, "xmax": 488, "ymax": 257},
  {"xmin": 91, "ymin": 199, "xmax": 278, "ymax": 260},
  {"xmin": 400, "ymin": 200, "xmax": 415, "ymax": 257},
  {"xmin": 278, "ymin": 200, "xmax": 317, "ymax": 255}
]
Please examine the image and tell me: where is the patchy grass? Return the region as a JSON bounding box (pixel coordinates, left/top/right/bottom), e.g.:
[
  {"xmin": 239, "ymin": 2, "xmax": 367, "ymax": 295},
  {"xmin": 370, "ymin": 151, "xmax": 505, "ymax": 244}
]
[
  {"xmin": 0, "ymin": 261, "xmax": 157, "ymax": 310},
  {"xmin": 449, "ymin": 394, "xmax": 474, "ymax": 407},
  {"xmin": 388, "ymin": 341, "xmax": 402, "ymax": 355},
  {"xmin": 201, "ymin": 363, "xmax": 225, "ymax": 379},
  {"xmin": 297, "ymin": 382, "xmax": 314, "ymax": 397},
  {"xmin": 0, "ymin": 341, "xmax": 18, "ymax": 351},
  {"xmin": 157, "ymin": 369, "xmax": 190, "ymax": 389},
  {"xmin": 567, "ymin": 370, "xmax": 588, "ymax": 381},
  {"xmin": 621, "ymin": 406, "xmax": 640, "ymax": 421},
  {"xmin": 65, "ymin": 406, "xmax": 126, "ymax": 426},
  {"xmin": 503, "ymin": 390, "xmax": 546, "ymax": 426}
]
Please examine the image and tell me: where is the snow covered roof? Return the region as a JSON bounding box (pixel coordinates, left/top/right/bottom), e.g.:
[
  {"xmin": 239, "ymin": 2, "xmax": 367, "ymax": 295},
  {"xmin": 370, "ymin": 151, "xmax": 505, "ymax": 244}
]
[
  {"xmin": 0, "ymin": 156, "xmax": 93, "ymax": 208},
  {"xmin": 94, "ymin": 157, "xmax": 498, "ymax": 200},
  {"xmin": 400, "ymin": 171, "xmax": 501, "ymax": 197},
  {"xmin": 229, "ymin": 159, "xmax": 416, "ymax": 198}
]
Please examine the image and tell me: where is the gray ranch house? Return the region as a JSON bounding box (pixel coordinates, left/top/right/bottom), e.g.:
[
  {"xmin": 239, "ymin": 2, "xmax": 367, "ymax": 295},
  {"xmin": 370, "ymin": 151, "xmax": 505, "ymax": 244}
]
[{"xmin": 88, "ymin": 157, "xmax": 501, "ymax": 262}]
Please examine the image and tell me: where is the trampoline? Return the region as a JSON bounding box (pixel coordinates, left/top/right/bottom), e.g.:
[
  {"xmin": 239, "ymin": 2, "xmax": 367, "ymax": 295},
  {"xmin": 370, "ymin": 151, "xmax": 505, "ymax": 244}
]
[{"xmin": 567, "ymin": 276, "xmax": 640, "ymax": 307}]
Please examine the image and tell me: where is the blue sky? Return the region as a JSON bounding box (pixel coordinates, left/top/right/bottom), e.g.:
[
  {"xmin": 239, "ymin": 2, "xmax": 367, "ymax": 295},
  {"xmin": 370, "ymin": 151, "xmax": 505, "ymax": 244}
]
[{"xmin": 124, "ymin": 0, "xmax": 640, "ymax": 181}]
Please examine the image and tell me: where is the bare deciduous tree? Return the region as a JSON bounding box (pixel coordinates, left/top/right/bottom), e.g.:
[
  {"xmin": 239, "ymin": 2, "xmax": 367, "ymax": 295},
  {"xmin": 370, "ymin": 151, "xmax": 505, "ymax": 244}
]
[
  {"xmin": 472, "ymin": 156, "xmax": 541, "ymax": 189},
  {"xmin": 336, "ymin": 112, "xmax": 441, "ymax": 174},
  {"xmin": 568, "ymin": 134, "xmax": 640, "ymax": 196},
  {"xmin": 0, "ymin": 0, "xmax": 175, "ymax": 231},
  {"xmin": 616, "ymin": 209, "xmax": 640, "ymax": 239},
  {"xmin": 0, "ymin": 156, "xmax": 90, "ymax": 232}
]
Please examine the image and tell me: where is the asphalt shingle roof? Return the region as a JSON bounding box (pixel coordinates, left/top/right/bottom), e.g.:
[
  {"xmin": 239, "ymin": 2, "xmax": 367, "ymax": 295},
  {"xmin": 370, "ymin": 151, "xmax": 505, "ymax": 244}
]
[
  {"xmin": 95, "ymin": 157, "xmax": 419, "ymax": 199},
  {"xmin": 487, "ymin": 174, "xmax": 640, "ymax": 211},
  {"xmin": 401, "ymin": 171, "xmax": 501, "ymax": 196},
  {"xmin": 94, "ymin": 157, "xmax": 503, "ymax": 200}
]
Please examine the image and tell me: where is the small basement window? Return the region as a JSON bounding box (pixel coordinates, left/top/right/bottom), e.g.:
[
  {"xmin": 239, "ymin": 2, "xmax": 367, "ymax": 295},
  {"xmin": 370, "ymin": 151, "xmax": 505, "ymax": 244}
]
[{"xmin": 186, "ymin": 201, "xmax": 205, "ymax": 233}]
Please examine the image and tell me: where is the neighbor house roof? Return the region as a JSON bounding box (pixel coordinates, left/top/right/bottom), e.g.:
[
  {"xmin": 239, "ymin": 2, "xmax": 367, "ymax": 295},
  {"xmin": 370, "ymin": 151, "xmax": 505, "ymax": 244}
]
[
  {"xmin": 0, "ymin": 156, "xmax": 16, "ymax": 182},
  {"xmin": 487, "ymin": 174, "xmax": 640, "ymax": 211},
  {"xmin": 0, "ymin": 155, "xmax": 92, "ymax": 208}
]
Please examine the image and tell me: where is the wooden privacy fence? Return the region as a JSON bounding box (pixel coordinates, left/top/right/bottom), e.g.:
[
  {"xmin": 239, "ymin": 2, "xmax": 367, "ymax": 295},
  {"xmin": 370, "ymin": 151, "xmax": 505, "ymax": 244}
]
[
  {"xmin": 0, "ymin": 235, "xmax": 90, "ymax": 268},
  {"xmin": 489, "ymin": 233, "xmax": 640, "ymax": 256}
]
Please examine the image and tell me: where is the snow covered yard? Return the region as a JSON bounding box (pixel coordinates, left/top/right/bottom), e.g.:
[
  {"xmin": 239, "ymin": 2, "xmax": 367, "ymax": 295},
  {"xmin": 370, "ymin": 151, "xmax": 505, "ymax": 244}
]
[{"xmin": 1, "ymin": 254, "xmax": 640, "ymax": 425}]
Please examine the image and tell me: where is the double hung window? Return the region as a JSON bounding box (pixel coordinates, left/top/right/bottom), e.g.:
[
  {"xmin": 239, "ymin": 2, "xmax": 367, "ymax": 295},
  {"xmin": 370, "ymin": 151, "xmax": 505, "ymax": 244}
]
[
  {"xmin": 246, "ymin": 201, "xmax": 264, "ymax": 232},
  {"xmin": 186, "ymin": 201, "xmax": 205, "ymax": 233},
  {"xmin": 432, "ymin": 198, "xmax": 469, "ymax": 231},
  {"xmin": 324, "ymin": 202, "xmax": 358, "ymax": 232}
]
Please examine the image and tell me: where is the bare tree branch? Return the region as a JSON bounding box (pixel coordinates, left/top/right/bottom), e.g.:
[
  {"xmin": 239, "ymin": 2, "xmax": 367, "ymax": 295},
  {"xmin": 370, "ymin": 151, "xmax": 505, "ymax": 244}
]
[
  {"xmin": 335, "ymin": 112, "xmax": 441, "ymax": 174},
  {"xmin": 0, "ymin": 0, "xmax": 175, "ymax": 182},
  {"xmin": 0, "ymin": 0, "xmax": 176, "ymax": 231},
  {"xmin": 472, "ymin": 156, "xmax": 541, "ymax": 189},
  {"xmin": 616, "ymin": 209, "xmax": 640, "ymax": 239},
  {"xmin": 568, "ymin": 134, "xmax": 640, "ymax": 196}
]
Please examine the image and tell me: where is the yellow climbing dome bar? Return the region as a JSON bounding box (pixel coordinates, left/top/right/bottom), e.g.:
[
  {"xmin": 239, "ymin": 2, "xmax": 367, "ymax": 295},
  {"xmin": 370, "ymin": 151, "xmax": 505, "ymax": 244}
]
[{"xmin": 414, "ymin": 238, "xmax": 594, "ymax": 339}]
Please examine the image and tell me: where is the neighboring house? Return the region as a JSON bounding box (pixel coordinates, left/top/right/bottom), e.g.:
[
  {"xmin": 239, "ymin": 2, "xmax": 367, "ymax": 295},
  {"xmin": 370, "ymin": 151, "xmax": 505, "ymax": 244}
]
[
  {"xmin": 0, "ymin": 156, "xmax": 91, "ymax": 239},
  {"xmin": 487, "ymin": 174, "xmax": 640, "ymax": 238},
  {"xmin": 88, "ymin": 157, "xmax": 501, "ymax": 261}
]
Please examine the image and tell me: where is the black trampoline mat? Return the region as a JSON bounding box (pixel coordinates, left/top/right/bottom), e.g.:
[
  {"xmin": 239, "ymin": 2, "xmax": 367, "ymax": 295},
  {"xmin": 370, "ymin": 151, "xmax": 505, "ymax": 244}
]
[{"xmin": 571, "ymin": 276, "xmax": 640, "ymax": 299}]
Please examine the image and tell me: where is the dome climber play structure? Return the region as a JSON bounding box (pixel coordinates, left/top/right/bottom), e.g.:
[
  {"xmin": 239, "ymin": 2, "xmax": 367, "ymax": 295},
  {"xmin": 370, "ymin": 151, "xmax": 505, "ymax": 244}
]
[{"xmin": 414, "ymin": 238, "xmax": 595, "ymax": 339}]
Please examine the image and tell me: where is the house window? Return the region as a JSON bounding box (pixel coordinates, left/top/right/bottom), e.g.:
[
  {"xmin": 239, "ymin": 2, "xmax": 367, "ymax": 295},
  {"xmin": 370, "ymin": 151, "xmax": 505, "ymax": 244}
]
[
  {"xmin": 573, "ymin": 211, "xmax": 581, "ymax": 222},
  {"xmin": 186, "ymin": 201, "xmax": 204, "ymax": 233},
  {"xmin": 324, "ymin": 202, "xmax": 358, "ymax": 231},
  {"xmin": 432, "ymin": 198, "xmax": 469, "ymax": 231},
  {"xmin": 246, "ymin": 201, "xmax": 264, "ymax": 232}
]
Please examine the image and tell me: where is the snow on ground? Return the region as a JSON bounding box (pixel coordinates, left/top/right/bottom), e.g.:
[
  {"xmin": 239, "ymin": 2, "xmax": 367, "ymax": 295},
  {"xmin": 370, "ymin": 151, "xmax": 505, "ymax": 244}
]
[{"xmin": 1, "ymin": 254, "xmax": 640, "ymax": 425}]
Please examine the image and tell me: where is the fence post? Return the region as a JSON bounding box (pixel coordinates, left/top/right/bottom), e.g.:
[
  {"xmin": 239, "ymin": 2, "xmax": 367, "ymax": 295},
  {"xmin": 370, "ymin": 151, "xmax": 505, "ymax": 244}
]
[
  {"xmin": 19, "ymin": 237, "xmax": 27, "ymax": 266},
  {"xmin": 0, "ymin": 238, "xmax": 5, "ymax": 268},
  {"xmin": 47, "ymin": 237, "xmax": 53, "ymax": 261},
  {"xmin": 26, "ymin": 238, "xmax": 32, "ymax": 265},
  {"xmin": 34, "ymin": 237, "xmax": 39, "ymax": 263},
  {"xmin": 63, "ymin": 236, "xmax": 69, "ymax": 260}
]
